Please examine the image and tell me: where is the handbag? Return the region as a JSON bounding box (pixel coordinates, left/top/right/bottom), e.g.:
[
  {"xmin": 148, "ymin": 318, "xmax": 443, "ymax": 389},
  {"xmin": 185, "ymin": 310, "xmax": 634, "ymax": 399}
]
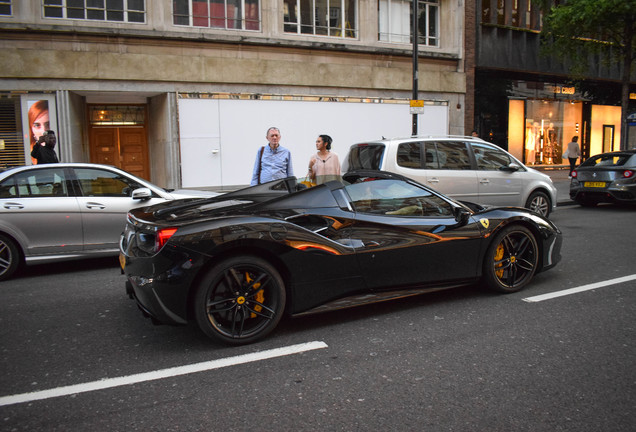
[
  {"xmin": 562, "ymin": 148, "xmax": 569, "ymax": 159},
  {"xmin": 299, "ymin": 172, "xmax": 316, "ymax": 188}
]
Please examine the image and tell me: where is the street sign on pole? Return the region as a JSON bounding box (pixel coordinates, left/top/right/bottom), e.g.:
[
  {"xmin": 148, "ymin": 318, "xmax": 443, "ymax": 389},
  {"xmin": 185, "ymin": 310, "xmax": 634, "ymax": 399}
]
[{"xmin": 410, "ymin": 99, "xmax": 424, "ymax": 115}]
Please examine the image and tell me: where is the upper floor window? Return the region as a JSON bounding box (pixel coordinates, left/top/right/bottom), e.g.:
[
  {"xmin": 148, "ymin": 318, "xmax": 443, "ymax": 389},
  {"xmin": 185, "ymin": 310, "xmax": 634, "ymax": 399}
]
[
  {"xmin": 284, "ymin": 0, "xmax": 358, "ymax": 38},
  {"xmin": 0, "ymin": 0, "xmax": 11, "ymax": 16},
  {"xmin": 173, "ymin": 0, "xmax": 260, "ymax": 31},
  {"xmin": 43, "ymin": 0, "xmax": 145, "ymax": 23},
  {"xmin": 379, "ymin": 0, "xmax": 438, "ymax": 46}
]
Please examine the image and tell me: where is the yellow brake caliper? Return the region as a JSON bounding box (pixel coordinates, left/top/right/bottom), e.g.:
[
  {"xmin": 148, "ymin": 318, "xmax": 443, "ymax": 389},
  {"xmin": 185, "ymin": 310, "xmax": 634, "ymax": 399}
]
[
  {"xmin": 495, "ymin": 244, "xmax": 504, "ymax": 278},
  {"xmin": 245, "ymin": 272, "xmax": 264, "ymax": 318}
]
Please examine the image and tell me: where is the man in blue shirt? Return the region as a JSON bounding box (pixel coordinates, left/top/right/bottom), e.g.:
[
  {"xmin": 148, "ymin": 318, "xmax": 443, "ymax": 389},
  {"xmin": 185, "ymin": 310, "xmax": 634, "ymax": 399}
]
[{"xmin": 250, "ymin": 127, "xmax": 294, "ymax": 185}]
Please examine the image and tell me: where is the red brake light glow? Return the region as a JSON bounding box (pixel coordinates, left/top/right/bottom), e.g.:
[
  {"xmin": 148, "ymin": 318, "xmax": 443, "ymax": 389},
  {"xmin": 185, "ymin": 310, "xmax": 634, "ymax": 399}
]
[
  {"xmin": 571, "ymin": 171, "xmax": 578, "ymax": 178},
  {"xmin": 623, "ymin": 170, "xmax": 634, "ymax": 178},
  {"xmin": 156, "ymin": 227, "xmax": 178, "ymax": 251}
]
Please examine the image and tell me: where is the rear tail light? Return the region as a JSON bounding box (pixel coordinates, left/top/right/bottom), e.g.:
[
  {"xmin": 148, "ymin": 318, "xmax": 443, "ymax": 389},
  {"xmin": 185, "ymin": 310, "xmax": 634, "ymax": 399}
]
[
  {"xmin": 571, "ymin": 170, "xmax": 578, "ymax": 178},
  {"xmin": 623, "ymin": 170, "xmax": 634, "ymax": 178},
  {"xmin": 155, "ymin": 227, "xmax": 178, "ymax": 251}
]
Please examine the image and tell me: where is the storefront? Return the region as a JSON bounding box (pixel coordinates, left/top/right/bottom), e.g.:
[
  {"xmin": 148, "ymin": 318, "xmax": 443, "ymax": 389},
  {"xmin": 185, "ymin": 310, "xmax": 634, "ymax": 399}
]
[{"xmin": 475, "ymin": 72, "xmax": 626, "ymax": 166}]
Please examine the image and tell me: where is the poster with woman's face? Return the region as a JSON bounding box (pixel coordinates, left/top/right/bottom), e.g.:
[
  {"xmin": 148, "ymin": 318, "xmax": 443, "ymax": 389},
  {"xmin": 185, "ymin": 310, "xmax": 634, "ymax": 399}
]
[{"xmin": 21, "ymin": 95, "xmax": 57, "ymax": 165}]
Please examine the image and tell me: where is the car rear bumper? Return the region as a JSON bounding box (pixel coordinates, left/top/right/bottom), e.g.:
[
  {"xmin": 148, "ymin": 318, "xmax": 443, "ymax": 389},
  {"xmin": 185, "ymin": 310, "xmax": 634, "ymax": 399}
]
[
  {"xmin": 570, "ymin": 184, "xmax": 636, "ymax": 204},
  {"xmin": 121, "ymin": 246, "xmax": 205, "ymax": 326}
]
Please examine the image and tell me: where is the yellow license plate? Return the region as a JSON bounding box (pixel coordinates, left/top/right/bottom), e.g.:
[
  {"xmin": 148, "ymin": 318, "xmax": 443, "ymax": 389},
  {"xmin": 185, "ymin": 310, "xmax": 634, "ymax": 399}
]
[
  {"xmin": 119, "ymin": 252, "xmax": 126, "ymax": 270},
  {"xmin": 584, "ymin": 182, "xmax": 606, "ymax": 188}
]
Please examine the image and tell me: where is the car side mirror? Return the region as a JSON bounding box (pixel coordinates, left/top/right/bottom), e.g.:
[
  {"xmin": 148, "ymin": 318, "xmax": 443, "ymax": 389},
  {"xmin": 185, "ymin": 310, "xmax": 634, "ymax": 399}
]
[
  {"xmin": 454, "ymin": 206, "xmax": 471, "ymax": 226},
  {"xmin": 500, "ymin": 163, "xmax": 520, "ymax": 172},
  {"xmin": 131, "ymin": 187, "xmax": 152, "ymax": 200}
]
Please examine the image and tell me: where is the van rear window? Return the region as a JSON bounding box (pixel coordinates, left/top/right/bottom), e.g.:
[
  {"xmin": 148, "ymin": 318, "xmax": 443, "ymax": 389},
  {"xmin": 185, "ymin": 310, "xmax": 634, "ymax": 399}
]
[{"xmin": 347, "ymin": 144, "xmax": 385, "ymax": 170}]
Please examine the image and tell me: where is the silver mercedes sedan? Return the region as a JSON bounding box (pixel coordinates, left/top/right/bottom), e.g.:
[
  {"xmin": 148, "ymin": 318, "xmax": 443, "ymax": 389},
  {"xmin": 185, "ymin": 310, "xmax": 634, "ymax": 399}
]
[{"xmin": 0, "ymin": 163, "xmax": 215, "ymax": 280}]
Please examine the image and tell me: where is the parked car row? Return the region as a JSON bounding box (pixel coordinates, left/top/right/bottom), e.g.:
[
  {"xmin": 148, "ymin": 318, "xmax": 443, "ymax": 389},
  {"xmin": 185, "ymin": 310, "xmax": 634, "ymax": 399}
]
[{"xmin": 0, "ymin": 136, "xmax": 565, "ymax": 283}]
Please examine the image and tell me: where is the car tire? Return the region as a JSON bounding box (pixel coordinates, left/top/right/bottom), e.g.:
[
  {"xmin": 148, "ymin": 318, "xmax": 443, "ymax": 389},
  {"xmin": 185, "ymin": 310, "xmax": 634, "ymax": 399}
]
[
  {"xmin": 525, "ymin": 190, "xmax": 551, "ymax": 217},
  {"xmin": 0, "ymin": 234, "xmax": 21, "ymax": 281},
  {"xmin": 482, "ymin": 225, "xmax": 539, "ymax": 293},
  {"xmin": 194, "ymin": 256, "xmax": 286, "ymax": 345}
]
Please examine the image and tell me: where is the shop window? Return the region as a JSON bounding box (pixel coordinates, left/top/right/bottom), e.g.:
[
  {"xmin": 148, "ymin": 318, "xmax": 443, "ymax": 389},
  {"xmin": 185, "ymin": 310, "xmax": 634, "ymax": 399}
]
[
  {"xmin": 496, "ymin": 0, "xmax": 504, "ymax": 25},
  {"xmin": 603, "ymin": 125, "xmax": 615, "ymax": 152},
  {"xmin": 173, "ymin": 0, "xmax": 260, "ymax": 30},
  {"xmin": 0, "ymin": 0, "xmax": 11, "ymax": 16},
  {"xmin": 481, "ymin": 0, "xmax": 491, "ymax": 24},
  {"xmin": 43, "ymin": 0, "xmax": 146, "ymax": 23},
  {"xmin": 284, "ymin": 0, "xmax": 357, "ymax": 38},
  {"xmin": 511, "ymin": 0, "xmax": 518, "ymax": 26},
  {"xmin": 378, "ymin": 0, "xmax": 438, "ymax": 46}
]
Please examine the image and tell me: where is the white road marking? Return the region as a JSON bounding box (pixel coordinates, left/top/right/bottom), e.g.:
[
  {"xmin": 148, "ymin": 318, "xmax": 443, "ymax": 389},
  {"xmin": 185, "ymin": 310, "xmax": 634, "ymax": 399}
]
[
  {"xmin": 0, "ymin": 341, "xmax": 328, "ymax": 407},
  {"xmin": 523, "ymin": 274, "xmax": 636, "ymax": 303}
]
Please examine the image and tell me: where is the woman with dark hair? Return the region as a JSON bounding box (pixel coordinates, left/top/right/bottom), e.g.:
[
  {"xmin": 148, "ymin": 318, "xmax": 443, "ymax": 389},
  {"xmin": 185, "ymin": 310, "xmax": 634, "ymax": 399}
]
[
  {"xmin": 308, "ymin": 134, "xmax": 341, "ymax": 185},
  {"xmin": 31, "ymin": 130, "xmax": 59, "ymax": 164},
  {"xmin": 565, "ymin": 135, "xmax": 581, "ymax": 178}
]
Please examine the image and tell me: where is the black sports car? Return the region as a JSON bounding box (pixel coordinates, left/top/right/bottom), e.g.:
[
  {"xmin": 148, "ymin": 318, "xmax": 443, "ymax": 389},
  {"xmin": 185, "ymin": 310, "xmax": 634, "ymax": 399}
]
[{"xmin": 120, "ymin": 171, "xmax": 562, "ymax": 345}]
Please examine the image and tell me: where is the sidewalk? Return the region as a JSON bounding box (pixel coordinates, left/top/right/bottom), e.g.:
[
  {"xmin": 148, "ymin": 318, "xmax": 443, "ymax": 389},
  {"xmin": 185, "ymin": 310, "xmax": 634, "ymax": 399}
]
[{"xmin": 533, "ymin": 165, "xmax": 574, "ymax": 206}]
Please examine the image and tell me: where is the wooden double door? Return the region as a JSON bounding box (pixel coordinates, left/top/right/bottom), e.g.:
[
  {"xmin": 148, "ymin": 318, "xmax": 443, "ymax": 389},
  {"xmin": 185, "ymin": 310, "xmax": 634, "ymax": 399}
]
[{"xmin": 89, "ymin": 127, "xmax": 150, "ymax": 180}]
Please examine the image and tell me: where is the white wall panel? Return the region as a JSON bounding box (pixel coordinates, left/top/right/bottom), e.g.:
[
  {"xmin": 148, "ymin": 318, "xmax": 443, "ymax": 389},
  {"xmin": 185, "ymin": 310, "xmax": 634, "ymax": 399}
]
[{"xmin": 179, "ymin": 98, "xmax": 448, "ymax": 188}]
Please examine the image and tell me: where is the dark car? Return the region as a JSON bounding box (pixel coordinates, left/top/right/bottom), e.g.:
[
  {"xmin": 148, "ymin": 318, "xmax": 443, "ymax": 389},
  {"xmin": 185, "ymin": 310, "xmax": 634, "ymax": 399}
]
[
  {"xmin": 570, "ymin": 150, "xmax": 636, "ymax": 206},
  {"xmin": 120, "ymin": 171, "xmax": 562, "ymax": 345}
]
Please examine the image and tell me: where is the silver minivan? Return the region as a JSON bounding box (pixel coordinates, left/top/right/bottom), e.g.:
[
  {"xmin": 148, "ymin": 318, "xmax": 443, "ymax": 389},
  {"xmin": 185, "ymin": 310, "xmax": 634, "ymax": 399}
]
[{"xmin": 342, "ymin": 136, "xmax": 557, "ymax": 216}]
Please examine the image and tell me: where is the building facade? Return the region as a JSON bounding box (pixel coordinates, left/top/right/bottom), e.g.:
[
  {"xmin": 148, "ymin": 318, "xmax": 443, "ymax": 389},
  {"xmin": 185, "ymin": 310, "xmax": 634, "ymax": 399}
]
[
  {"xmin": 470, "ymin": 0, "xmax": 636, "ymax": 167},
  {"xmin": 0, "ymin": 0, "xmax": 467, "ymax": 189}
]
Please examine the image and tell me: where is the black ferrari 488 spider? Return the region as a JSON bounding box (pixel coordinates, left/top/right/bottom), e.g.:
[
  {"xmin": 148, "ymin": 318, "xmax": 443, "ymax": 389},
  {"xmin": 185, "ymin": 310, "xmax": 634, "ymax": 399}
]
[{"xmin": 120, "ymin": 170, "xmax": 562, "ymax": 345}]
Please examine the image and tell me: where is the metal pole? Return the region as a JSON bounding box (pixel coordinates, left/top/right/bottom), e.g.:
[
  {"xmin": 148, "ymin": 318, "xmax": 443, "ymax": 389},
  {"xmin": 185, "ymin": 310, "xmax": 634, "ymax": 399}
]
[{"xmin": 412, "ymin": 0, "xmax": 418, "ymax": 136}]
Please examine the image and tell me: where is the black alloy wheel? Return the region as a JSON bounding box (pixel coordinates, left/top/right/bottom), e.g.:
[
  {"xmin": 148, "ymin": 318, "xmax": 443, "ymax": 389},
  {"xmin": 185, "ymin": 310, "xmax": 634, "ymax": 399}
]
[
  {"xmin": 525, "ymin": 190, "xmax": 551, "ymax": 217},
  {"xmin": 483, "ymin": 225, "xmax": 539, "ymax": 293},
  {"xmin": 0, "ymin": 234, "xmax": 21, "ymax": 281},
  {"xmin": 194, "ymin": 256, "xmax": 286, "ymax": 345}
]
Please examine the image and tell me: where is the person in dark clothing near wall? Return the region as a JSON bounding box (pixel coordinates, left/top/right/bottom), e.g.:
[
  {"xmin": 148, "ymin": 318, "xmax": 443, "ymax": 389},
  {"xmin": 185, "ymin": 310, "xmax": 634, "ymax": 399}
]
[{"xmin": 30, "ymin": 130, "xmax": 59, "ymax": 164}]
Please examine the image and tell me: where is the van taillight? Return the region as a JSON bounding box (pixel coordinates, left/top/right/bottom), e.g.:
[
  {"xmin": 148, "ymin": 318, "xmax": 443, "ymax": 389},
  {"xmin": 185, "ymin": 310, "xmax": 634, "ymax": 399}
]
[{"xmin": 623, "ymin": 170, "xmax": 634, "ymax": 178}]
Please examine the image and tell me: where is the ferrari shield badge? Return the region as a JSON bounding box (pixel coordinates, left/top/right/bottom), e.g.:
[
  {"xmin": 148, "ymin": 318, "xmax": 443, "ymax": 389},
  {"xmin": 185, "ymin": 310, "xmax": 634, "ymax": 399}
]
[{"xmin": 480, "ymin": 218, "xmax": 490, "ymax": 229}]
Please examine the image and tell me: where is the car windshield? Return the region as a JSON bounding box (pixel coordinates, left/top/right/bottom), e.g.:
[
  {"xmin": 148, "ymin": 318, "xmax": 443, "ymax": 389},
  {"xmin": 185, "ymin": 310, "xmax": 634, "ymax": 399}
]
[
  {"xmin": 580, "ymin": 153, "xmax": 634, "ymax": 168},
  {"xmin": 344, "ymin": 178, "xmax": 453, "ymax": 217},
  {"xmin": 347, "ymin": 144, "xmax": 385, "ymax": 170}
]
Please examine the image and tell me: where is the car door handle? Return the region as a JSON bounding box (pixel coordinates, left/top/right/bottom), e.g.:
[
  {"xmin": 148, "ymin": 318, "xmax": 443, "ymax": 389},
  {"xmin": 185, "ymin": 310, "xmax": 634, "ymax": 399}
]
[
  {"xmin": 3, "ymin": 202, "xmax": 24, "ymax": 210},
  {"xmin": 480, "ymin": 178, "xmax": 490, "ymax": 184},
  {"xmin": 86, "ymin": 202, "xmax": 106, "ymax": 210},
  {"xmin": 428, "ymin": 178, "xmax": 440, "ymax": 184}
]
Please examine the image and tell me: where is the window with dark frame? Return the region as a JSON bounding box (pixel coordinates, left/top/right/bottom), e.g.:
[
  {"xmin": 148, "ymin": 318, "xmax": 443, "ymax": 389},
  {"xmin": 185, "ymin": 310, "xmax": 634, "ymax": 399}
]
[
  {"xmin": 0, "ymin": 0, "xmax": 11, "ymax": 16},
  {"xmin": 172, "ymin": 0, "xmax": 260, "ymax": 30},
  {"xmin": 43, "ymin": 0, "xmax": 146, "ymax": 23},
  {"xmin": 378, "ymin": 0, "xmax": 438, "ymax": 46},
  {"xmin": 284, "ymin": 0, "xmax": 357, "ymax": 38}
]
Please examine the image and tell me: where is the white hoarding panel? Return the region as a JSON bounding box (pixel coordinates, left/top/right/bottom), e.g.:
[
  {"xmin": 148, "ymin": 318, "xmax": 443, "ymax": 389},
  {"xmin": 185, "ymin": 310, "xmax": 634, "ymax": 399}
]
[{"xmin": 179, "ymin": 98, "xmax": 448, "ymax": 188}]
